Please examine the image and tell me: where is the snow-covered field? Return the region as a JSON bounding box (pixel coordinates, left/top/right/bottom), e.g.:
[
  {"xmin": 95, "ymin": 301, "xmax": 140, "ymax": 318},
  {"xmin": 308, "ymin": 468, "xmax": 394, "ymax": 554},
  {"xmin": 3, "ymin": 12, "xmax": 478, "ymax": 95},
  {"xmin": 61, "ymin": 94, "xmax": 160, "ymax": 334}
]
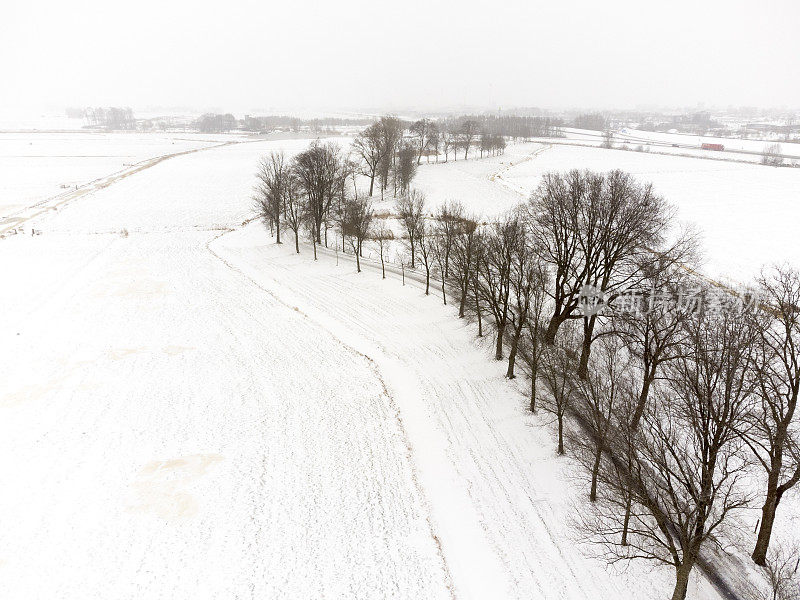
[
  {"xmin": 0, "ymin": 131, "xmax": 249, "ymax": 220},
  {"xmin": 2, "ymin": 130, "xmax": 795, "ymax": 599},
  {"xmin": 414, "ymin": 141, "xmax": 800, "ymax": 282},
  {"xmin": 0, "ymin": 137, "xmax": 457, "ymax": 599}
]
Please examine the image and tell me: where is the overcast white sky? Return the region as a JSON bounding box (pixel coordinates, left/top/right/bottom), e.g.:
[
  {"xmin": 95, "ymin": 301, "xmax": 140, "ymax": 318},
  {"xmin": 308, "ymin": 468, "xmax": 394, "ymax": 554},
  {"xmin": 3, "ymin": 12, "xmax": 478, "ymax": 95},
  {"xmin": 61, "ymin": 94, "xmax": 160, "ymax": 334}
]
[{"xmin": 3, "ymin": 0, "xmax": 799, "ymax": 114}]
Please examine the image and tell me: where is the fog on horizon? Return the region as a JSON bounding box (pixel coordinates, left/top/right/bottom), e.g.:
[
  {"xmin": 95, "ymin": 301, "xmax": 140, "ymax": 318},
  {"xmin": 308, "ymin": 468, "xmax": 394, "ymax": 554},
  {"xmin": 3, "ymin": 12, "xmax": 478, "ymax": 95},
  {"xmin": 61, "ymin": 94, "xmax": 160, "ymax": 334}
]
[{"xmin": 3, "ymin": 0, "xmax": 799, "ymax": 114}]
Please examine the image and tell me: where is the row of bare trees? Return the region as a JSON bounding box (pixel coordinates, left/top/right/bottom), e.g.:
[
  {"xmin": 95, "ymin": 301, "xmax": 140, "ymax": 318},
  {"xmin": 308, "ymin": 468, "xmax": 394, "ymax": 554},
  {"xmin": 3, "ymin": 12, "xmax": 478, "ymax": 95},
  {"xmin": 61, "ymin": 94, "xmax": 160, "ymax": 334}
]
[
  {"xmin": 387, "ymin": 171, "xmax": 800, "ymax": 600},
  {"xmin": 566, "ymin": 272, "xmax": 800, "ymax": 600},
  {"xmin": 253, "ymin": 141, "xmax": 373, "ymax": 266},
  {"xmin": 415, "ymin": 118, "xmax": 507, "ymax": 162},
  {"xmin": 351, "ymin": 116, "xmax": 507, "ymax": 199},
  {"xmin": 83, "ymin": 106, "xmax": 136, "ymax": 129}
]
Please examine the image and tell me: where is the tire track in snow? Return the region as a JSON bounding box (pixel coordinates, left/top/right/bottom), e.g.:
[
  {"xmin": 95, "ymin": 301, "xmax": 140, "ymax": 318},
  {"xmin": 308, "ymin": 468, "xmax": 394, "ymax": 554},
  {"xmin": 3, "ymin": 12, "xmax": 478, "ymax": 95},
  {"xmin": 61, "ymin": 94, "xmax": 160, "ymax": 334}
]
[{"xmin": 487, "ymin": 143, "xmax": 551, "ymax": 198}]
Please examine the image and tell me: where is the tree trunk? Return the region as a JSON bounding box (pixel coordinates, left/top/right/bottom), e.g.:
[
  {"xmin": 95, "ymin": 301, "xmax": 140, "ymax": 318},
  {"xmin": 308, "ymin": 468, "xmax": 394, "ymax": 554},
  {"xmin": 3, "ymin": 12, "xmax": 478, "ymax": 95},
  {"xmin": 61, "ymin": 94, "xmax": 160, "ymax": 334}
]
[
  {"xmin": 544, "ymin": 311, "xmax": 566, "ymax": 345},
  {"xmin": 312, "ymin": 240, "xmax": 317, "ymax": 261},
  {"xmin": 530, "ymin": 368, "xmax": 537, "ymax": 413},
  {"xmin": 631, "ymin": 371, "xmax": 654, "ymax": 430},
  {"xmin": 476, "ymin": 289, "xmax": 483, "ymax": 337},
  {"xmin": 441, "ymin": 268, "xmax": 447, "ymax": 305},
  {"xmin": 578, "ymin": 315, "xmax": 596, "ymax": 379},
  {"xmin": 369, "ymin": 174, "xmax": 375, "ymax": 197},
  {"xmin": 355, "ymin": 251, "xmax": 361, "ymax": 273},
  {"xmin": 294, "ymin": 230, "xmax": 300, "ymax": 254},
  {"xmin": 557, "ymin": 413, "xmax": 565, "ymax": 455},
  {"xmin": 495, "ymin": 324, "xmax": 505, "ymax": 360},
  {"xmin": 475, "ymin": 265, "xmax": 483, "ymax": 337},
  {"xmin": 752, "ymin": 479, "xmax": 780, "ymax": 565},
  {"xmin": 275, "ymin": 220, "xmax": 281, "ymax": 244},
  {"xmin": 590, "ymin": 444, "xmax": 602, "ymax": 501},
  {"xmin": 671, "ymin": 561, "xmax": 695, "ymax": 600},
  {"xmin": 621, "ymin": 492, "xmax": 632, "ymax": 545},
  {"xmin": 506, "ymin": 320, "xmax": 524, "ymax": 378},
  {"xmin": 458, "ymin": 283, "xmax": 468, "ymax": 318}
]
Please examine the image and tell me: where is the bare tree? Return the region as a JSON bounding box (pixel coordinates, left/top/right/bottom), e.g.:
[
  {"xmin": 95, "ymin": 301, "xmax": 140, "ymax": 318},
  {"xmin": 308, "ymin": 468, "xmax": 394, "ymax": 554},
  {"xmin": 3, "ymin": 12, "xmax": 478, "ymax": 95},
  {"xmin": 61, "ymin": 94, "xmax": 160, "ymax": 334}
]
[
  {"xmin": 574, "ymin": 170, "xmax": 673, "ymax": 377},
  {"xmin": 614, "ymin": 264, "xmax": 695, "ymax": 430},
  {"xmin": 377, "ymin": 116, "xmax": 403, "ymax": 198},
  {"xmin": 529, "ymin": 170, "xmax": 593, "ymax": 344},
  {"xmin": 352, "ymin": 122, "xmax": 384, "ymax": 196},
  {"xmin": 519, "ymin": 262, "xmax": 549, "ymax": 412},
  {"xmin": 374, "ymin": 223, "xmax": 393, "ymax": 279},
  {"xmin": 506, "ymin": 227, "xmax": 546, "ymax": 379},
  {"xmin": 417, "ymin": 219, "xmax": 433, "ymax": 295},
  {"xmin": 760, "ymin": 544, "xmax": 800, "ymax": 600},
  {"xmin": 762, "ymin": 143, "xmax": 785, "ymax": 167},
  {"xmin": 394, "ymin": 143, "xmax": 418, "ymax": 196},
  {"xmin": 479, "ymin": 129, "xmax": 490, "ymax": 158},
  {"xmin": 747, "ymin": 266, "xmax": 800, "ymax": 566},
  {"xmin": 342, "ymin": 194, "xmax": 374, "ymax": 273},
  {"xmin": 584, "ymin": 305, "xmax": 758, "ymax": 600},
  {"xmin": 460, "ymin": 119, "xmax": 480, "ymax": 160},
  {"xmin": 494, "ymin": 134, "xmax": 507, "ymax": 155},
  {"xmin": 303, "ymin": 199, "xmax": 319, "ymax": 260},
  {"xmin": 253, "ymin": 151, "xmax": 290, "ymax": 244},
  {"xmin": 601, "ymin": 129, "xmax": 614, "ymax": 149},
  {"xmin": 529, "ymin": 170, "xmax": 675, "ymax": 380},
  {"xmin": 435, "ymin": 201, "xmax": 464, "ymax": 279},
  {"xmin": 395, "ymin": 190, "xmax": 425, "ymax": 268},
  {"xmin": 441, "ymin": 128, "xmax": 455, "ymax": 162},
  {"xmin": 572, "ymin": 336, "xmax": 635, "ymax": 501},
  {"xmin": 433, "ymin": 232, "xmax": 449, "ymax": 305},
  {"xmin": 293, "ymin": 141, "xmax": 345, "ymax": 245},
  {"xmin": 473, "ymin": 234, "xmax": 485, "ymax": 337},
  {"xmin": 450, "ymin": 212, "xmax": 481, "ymax": 318},
  {"xmin": 427, "ymin": 123, "xmax": 440, "ymax": 163},
  {"xmin": 283, "ymin": 173, "xmax": 305, "ymax": 254},
  {"xmin": 478, "ymin": 214, "xmax": 523, "ymax": 360},
  {"xmin": 540, "ymin": 331, "xmax": 579, "ymax": 455},
  {"xmin": 410, "ymin": 118, "xmax": 434, "ymax": 164}
]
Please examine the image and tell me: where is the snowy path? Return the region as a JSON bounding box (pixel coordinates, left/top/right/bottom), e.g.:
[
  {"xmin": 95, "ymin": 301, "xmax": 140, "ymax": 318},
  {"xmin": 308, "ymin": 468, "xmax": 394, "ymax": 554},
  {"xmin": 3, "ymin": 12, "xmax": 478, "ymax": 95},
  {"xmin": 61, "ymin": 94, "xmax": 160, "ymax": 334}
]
[{"xmin": 0, "ymin": 141, "xmax": 452, "ymax": 599}]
